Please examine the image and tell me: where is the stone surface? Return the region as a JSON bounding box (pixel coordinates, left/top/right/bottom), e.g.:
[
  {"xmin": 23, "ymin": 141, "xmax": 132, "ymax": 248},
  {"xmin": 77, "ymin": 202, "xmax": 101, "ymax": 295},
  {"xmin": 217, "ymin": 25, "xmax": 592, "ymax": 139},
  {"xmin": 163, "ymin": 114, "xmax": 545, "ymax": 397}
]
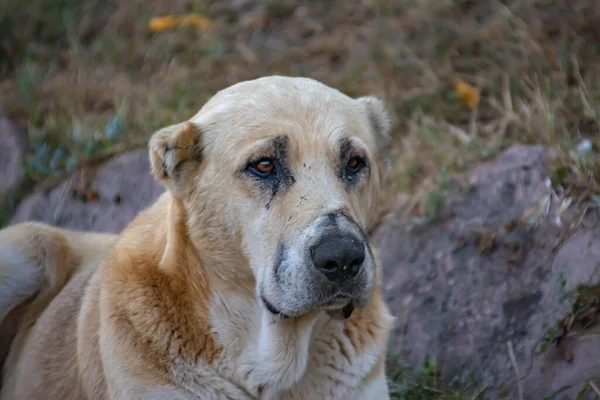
[
  {"xmin": 10, "ymin": 149, "xmax": 164, "ymax": 233},
  {"xmin": 376, "ymin": 145, "xmax": 600, "ymax": 398},
  {"xmin": 0, "ymin": 111, "xmax": 26, "ymax": 197}
]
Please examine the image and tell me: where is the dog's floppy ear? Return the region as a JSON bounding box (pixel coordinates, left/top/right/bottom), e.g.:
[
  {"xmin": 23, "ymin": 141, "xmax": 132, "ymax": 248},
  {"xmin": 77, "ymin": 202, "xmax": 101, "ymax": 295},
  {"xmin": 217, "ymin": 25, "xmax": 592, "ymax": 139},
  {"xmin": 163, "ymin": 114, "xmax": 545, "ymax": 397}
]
[
  {"xmin": 149, "ymin": 121, "xmax": 203, "ymax": 197},
  {"xmin": 357, "ymin": 95, "xmax": 392, "ymax": 170}
]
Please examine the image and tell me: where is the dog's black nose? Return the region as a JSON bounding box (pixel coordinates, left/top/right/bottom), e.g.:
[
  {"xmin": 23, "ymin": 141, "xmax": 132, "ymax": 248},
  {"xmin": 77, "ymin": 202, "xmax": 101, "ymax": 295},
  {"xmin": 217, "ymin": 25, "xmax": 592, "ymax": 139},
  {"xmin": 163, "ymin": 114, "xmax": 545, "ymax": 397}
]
[{"xmin": 310, "ymin": 234, "xmax": 365, "ymax": 281}]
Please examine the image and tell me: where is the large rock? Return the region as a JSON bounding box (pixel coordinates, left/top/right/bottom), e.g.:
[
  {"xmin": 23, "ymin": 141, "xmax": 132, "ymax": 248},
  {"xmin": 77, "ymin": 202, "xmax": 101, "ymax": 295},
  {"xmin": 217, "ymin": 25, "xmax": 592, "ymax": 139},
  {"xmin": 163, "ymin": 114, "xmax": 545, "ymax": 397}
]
[
  {"xmin": 376, "ymin": 145, "xmax": 600, "ymax": 399},
  {"xmin": 10, "ymin": 149, "xmax": 164, "ymax": 233},
  {"xmin": 0, "ymin": 111, "xmax": 26, "ymax": 197}
]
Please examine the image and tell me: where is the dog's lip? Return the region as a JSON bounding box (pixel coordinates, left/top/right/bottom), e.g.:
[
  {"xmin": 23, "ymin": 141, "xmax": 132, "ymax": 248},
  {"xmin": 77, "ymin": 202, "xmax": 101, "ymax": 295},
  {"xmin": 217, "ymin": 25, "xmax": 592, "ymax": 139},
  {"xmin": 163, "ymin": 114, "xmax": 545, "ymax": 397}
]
[
  {"xmin": 260, "ymin": 294, "xmax": 289, "ymax": 318},
  {"xmin": 320, "ymin": 294, "xmax": 352, "ymax": 310}
]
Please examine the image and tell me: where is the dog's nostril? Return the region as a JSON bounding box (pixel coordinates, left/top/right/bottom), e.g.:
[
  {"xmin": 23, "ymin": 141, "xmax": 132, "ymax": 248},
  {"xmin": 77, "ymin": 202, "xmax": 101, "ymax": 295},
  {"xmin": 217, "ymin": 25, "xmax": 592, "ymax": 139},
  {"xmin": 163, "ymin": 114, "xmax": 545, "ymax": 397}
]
[
  {"xmin": 310, "ymin": 234, "xmax": 365, "ymax": 282},
  {"xmin": 322, "ymin": 261, "xmax": 339, "ymax": 273},
  {"xmin": 348, "ymin": 262, "xmax": 361, "ymax": 278}
]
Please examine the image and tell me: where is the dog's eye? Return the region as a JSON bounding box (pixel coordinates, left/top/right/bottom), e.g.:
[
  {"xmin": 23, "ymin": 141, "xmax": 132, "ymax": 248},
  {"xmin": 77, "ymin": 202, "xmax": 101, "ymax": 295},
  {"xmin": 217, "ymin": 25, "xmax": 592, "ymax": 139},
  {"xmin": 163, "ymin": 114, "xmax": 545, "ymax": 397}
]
[
  {"xmin": 248, "ymin": 159, "xmax": 276, "ymax": 178},
  {"xmin": 346, "ymin": 156, "xmax": 365, "ymax": 174}
]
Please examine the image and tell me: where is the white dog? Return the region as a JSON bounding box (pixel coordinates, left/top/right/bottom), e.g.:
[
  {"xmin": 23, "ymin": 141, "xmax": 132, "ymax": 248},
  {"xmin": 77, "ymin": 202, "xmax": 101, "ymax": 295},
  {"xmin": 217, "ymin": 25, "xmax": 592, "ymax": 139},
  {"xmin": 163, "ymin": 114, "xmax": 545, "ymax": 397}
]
[{"xmin": 0, "ymin": 76, "xmax": 395, "ymax": 399}]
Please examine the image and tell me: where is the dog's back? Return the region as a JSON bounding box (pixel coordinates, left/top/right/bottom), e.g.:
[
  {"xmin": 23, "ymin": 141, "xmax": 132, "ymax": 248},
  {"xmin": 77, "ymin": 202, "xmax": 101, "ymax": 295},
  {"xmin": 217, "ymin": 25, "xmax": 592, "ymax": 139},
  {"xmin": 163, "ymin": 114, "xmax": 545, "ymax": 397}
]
[{"xmin": 0, "ymin": 223, "xmax": 117, "ymax": 394}]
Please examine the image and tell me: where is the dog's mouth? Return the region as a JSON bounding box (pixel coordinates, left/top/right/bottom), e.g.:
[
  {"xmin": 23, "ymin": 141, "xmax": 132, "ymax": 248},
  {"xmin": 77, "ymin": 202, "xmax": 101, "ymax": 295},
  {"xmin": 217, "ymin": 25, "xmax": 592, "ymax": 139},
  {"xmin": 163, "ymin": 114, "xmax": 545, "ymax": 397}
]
[
  {"xmin": 260, "ymin": 292, "xmax": 356, "ymax": 320},
  {"xmin": 321, "ymin": 294, "xmax": 351, "ymax": 309},
  {"xmin": 326, "ymin": 302, "xmax": 355, "ymax": 320},
  {"xmin": 324, "ymin": 295, "xmax": 355, "ymax": 320}
]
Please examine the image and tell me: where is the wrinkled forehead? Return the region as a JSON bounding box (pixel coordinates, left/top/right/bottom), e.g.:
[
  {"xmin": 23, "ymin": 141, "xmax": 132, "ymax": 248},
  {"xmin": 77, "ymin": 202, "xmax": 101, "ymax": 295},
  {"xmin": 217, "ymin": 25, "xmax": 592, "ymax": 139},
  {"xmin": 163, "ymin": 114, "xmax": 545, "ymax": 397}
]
[{"xmin": 191, "ymin": 80, "xmax": 374, "ymax": 163}]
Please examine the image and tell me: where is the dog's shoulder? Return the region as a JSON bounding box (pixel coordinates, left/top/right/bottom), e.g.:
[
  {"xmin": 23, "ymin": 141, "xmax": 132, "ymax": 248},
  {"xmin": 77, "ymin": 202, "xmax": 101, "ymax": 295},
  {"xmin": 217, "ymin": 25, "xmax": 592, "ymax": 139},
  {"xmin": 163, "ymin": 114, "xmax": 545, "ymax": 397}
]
[{"xmin": 97, "ymin": 196, "xmax": 224, "ymax": 376}]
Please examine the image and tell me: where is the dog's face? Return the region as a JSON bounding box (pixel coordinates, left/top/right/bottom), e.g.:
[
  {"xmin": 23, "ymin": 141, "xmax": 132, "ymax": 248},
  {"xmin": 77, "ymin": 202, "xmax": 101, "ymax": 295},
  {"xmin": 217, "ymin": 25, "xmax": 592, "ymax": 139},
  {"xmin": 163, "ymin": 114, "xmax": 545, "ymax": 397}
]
[{"xmin": 150, "ymin": 77, "xmax": 390, "ymax": 319}]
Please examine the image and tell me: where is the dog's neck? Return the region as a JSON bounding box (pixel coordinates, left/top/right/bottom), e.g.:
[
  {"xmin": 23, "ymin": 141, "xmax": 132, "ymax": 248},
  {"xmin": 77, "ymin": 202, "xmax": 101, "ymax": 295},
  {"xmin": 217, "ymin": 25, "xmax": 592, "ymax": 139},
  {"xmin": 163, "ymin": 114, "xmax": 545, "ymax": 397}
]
[
  {"xmin": 248, "ymin": 310, "xmax": 323, "ymax": 396},
  {"xmin": 154, "ymin": 193, "xmax": 328, "ymax": 394},
  {"xmin": 155, "ymin": 193, "xmax": 254, "ymax": 290}
]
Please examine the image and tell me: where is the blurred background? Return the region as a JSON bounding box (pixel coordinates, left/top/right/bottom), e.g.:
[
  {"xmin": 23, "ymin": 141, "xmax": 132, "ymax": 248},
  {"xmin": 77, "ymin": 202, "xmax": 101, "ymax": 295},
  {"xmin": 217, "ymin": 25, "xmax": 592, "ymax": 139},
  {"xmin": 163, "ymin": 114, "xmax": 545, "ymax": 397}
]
[
  {"xmin": 2, "ymin": 0, "xmax": 600, "ymax": 398},
  {"xmin": 3, "ymin": 0, "xmax": 600, "ymax": 221}
]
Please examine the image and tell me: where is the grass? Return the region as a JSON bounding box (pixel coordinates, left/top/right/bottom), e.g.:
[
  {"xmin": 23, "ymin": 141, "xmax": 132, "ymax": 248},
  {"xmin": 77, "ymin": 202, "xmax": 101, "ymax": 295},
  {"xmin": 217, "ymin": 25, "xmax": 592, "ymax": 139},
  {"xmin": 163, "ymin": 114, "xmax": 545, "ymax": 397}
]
[
  {"xmin": 387, "ymin": 357, "xmax": 489, "ymax": 399},
  {"xmin": 2, "ymin": 0, "xmax": 600, "ymax": 208},
  {"xmin": 531, "ymin": 273, "xmax": 600, "ymax": 400},
  {"xmin": 2, "ymin": 0, "xmax": 600, "ymax": 396},
  {"xmin": 538, "ymin": 272, "xmax": 600, "ymax": 358}
]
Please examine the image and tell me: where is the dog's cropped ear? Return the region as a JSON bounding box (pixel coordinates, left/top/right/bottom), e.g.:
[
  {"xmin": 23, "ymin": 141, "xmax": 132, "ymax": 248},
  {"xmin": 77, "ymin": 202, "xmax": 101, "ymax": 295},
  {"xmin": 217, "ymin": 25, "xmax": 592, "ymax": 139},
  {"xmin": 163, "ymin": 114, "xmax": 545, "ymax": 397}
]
[
  {"xmin": 357, "ymin": 96, "xmax": 392, "ymax": 173},
  {"xmin": 149, "ymin": 121, "xmax": 203, "ymax": 197},
  {"xmin": 357, "ymin": 96, "xmax": 391, "ymax": 153}
]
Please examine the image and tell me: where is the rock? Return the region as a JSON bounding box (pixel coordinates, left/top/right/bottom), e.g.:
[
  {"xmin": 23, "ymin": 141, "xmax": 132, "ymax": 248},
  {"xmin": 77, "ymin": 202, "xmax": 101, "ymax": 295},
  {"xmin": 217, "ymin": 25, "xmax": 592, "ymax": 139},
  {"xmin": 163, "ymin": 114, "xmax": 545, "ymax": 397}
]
[
  {"xmin": 376, "ymin": 145, "xmax": 600, "ymax": 399},
  {"xmin": 9, "ymin": 149, "xmax": 164, "ymax": 233},
  {"xmin": 523, "ymin": 227, "xmax": 600, "ymax": 397},
  {"xmin": 0, "ymin": 111, "xmax": 26, "ymax": 197}
]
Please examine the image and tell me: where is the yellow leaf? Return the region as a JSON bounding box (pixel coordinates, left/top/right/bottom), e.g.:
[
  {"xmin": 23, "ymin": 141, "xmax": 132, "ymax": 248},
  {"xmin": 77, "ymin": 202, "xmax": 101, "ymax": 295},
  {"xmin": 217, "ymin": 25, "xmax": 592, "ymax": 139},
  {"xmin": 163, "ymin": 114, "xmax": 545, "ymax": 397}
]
[
  {"xmin": 181, "ymin": 14, "xmax": 213, "ymax": 30},
  {"xmin": 149, "ymin": 14, "xmax": 213, "ymax": 32},
  {"xmin": 149, "ymin": 16, "xmax": 179, "ymax": 32},
  {"xmin": 455, "ymin": 80, "xmax": 480, "ymax": 109}
]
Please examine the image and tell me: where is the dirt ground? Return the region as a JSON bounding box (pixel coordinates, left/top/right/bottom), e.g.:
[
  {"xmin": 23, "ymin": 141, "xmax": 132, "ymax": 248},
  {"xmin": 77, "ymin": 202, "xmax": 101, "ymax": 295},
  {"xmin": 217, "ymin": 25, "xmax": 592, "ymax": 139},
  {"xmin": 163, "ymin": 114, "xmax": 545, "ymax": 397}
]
[{"xmin": 2, "ymin": 0, "xmax": 600, "ymax": 398}]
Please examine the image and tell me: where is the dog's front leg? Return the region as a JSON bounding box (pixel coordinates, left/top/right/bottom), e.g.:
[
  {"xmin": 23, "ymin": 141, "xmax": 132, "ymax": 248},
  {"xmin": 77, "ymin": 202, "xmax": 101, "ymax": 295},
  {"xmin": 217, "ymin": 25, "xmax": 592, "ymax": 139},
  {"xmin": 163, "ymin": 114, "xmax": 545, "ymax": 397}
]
[
  {"xmin": 138, "ymin": 386, "xmax": 195, "ymax": 400},
  {"xmin": 100, "ymin": 329, "xmax": 256, "ymax": 400},
  {"xmin": 108, "ymin": 376, "xmax": 255, "ymax": 400},
  {"xmin": 358, "ymin": 371, "xmax": 390, "ymax": 400},
  {"xmin": 138, "ymin": 385, "xmax": 254, "ymax": 400}
]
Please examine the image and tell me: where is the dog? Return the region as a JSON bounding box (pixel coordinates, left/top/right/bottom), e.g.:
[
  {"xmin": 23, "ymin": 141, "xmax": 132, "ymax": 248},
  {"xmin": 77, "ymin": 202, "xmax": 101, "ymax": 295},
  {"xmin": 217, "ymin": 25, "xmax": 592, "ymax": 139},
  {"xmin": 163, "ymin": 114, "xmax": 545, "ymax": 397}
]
[{"xmin": 0, "ymin": 76, "xmax": 395, "ymax": 399}]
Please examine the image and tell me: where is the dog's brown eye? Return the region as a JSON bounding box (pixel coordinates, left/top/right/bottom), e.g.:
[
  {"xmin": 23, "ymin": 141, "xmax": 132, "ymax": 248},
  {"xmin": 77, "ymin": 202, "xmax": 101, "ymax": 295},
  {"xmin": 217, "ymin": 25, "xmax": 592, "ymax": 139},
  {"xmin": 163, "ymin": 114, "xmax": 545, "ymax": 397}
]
[
  {"xmin": 256, "ymin": 160, "xmax": 274, "ymax": 173},
  {"xmin": 248, "ymin": 158, "xmax": 276, "ymax": 178},
  {"xmin": 346, "ymin": 156, "xmax": 365, "ymax": 173}
]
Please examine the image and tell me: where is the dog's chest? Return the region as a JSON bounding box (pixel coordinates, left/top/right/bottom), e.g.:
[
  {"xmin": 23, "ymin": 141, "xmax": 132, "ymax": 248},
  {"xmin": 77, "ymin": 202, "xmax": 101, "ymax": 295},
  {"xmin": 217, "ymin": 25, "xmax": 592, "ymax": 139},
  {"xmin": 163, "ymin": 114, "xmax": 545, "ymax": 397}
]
[
  {"xmin": 271, "ymin": 330, "xmax": 380, "ymax": 400},
  {"xmin": 209, "ymin": 296, "xmax": 379, "ymax": 399}
]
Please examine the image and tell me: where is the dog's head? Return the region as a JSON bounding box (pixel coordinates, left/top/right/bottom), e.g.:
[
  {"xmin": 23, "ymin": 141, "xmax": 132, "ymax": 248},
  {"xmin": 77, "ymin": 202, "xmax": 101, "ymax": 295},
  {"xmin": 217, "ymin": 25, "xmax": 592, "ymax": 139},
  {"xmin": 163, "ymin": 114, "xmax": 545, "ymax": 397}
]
[{"xmin": 149, "ymin": 76, "xmax": 391, "ymax": 319}]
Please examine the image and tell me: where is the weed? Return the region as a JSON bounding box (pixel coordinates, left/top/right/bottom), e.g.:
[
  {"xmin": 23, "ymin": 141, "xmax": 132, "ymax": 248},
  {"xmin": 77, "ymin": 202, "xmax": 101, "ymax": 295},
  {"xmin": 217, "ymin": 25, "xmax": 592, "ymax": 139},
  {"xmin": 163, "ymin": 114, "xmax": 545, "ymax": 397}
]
[
  {"xmin": 537, "ymin": 274, "xmax": 600, "ymax": 357},
  {"xmin": 422, "ymin": 169, "xmax": 451, "ymax": 221},
  {"xmin": 387, "ymin": 356, "xmax": 487, "ymax": 399}
]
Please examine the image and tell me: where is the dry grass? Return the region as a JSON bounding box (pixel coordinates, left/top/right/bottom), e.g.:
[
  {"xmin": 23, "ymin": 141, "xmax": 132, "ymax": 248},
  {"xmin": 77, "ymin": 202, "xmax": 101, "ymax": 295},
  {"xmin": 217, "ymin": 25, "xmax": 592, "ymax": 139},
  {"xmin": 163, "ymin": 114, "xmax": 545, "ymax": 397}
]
[
  {"xmin": 2, "ymin": 0, "xmax": 600, "ymax": 396},
  {"xmin": 2, "ymin": 0, "xmax": 600, "ymax": 215}
]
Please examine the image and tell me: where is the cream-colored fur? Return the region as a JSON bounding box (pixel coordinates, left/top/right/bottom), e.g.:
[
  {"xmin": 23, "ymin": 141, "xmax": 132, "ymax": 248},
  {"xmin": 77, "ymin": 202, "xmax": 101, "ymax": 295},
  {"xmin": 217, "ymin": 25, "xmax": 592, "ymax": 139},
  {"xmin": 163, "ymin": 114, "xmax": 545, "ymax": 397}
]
[{"xmin": 0, "ymin": 76, "xmax": 395, "ymax": 400}]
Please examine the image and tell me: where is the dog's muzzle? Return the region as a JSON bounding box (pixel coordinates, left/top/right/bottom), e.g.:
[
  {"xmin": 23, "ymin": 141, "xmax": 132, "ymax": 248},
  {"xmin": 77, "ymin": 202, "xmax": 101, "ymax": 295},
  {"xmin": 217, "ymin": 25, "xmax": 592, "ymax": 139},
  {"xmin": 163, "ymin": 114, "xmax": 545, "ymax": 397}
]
[{"xmin": 309, "ymin": 233, "xmax": 367, "ymax": 320}]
